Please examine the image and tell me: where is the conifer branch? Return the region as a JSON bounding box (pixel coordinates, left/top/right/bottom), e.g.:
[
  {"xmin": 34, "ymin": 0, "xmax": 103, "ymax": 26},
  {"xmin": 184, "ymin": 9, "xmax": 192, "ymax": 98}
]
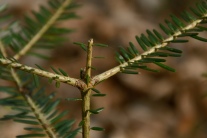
[
  {"xmin": 24, "ymin": 94, "xmax": 59, "ymax": 138},
  {"xmin": 0, "ymin": 57, "xmax": 84, "ymax": 88},
  {"xmin": 81, "ymin": 39, "xmax": 93, "ymax": 138},
  {"xmin": 0, "ymin": 41, "xmax": 59, "ymax": 138},
  {"xmin": 1, "ymin": 1, "xmax": 207, "ymax": 137},
  {"xmin": 91, "ymin": 17, "xmax": 205, "ymax": 85},
  {"xmin": 13, "ymin": 0, "xmax": 73, "ymax": 60}
]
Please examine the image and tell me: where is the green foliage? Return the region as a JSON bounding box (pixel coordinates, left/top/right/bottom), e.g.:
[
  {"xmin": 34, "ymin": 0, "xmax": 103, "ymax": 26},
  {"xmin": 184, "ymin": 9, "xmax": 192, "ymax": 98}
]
[
  {"xmin": 1, "ymin": 0, "xmax": 80, "ymax": 60},
  {"xmin": 0, "ymin": 83, "xmax": 80, "ymax": 137},
  {"xmin": 90, "ymin": 127, "xmax": 105, "ymax": 131},
  {"xmin": 115, "ymin": 0, "xmax": 207, "ymax": 75},
  {"xmin": 0, "ymin": 0, "xmax": 81, "ymax": 137}
]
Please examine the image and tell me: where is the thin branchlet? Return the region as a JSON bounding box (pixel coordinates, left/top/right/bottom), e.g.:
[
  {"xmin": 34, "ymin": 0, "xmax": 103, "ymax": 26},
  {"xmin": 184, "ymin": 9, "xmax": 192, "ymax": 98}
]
[
  {"xmin": 91, "ymin": 14, "xmax": 207, "ymax": 85},
  {"xmin": 0, "ymin": 41, "xmax": 59, "ymax": 138},
  {"xmin": 13, "ymin": 0, "xmax": 73, "ymax": 60},
  {"xmin": 82, "ymin": 38, "xmax": 93, "ymax": 138},
  {"xmin": 0, "ymin": 58, "xmax": 84, "ymax": 88}
]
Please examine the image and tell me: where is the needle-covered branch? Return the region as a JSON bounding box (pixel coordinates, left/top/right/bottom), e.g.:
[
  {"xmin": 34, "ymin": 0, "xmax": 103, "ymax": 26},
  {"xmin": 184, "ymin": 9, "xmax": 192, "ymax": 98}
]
[
  {"xmin": 0, "ymin": 41, "xmax": 60, "ymax": 138},
  {"xmin": 91, "ymin": 15, "xmax": 205, "ymax": 85},
  {"xmin": 0, "ymin": 57, "xmax": 85, "ymax": 89},
  {"xmin": 81, "ymin": 38, "xmax": 94, "ymax": 138},
  {"xmin": 13, "ymin": 0, "xmax": 73, "ymax": 60}
]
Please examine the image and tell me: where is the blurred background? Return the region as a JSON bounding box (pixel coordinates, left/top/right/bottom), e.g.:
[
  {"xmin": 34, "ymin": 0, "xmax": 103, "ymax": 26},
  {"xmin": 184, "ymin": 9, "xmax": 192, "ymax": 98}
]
[{"xmin": 1, "ymin": 0, "xmax": 207, "ymax": 138}]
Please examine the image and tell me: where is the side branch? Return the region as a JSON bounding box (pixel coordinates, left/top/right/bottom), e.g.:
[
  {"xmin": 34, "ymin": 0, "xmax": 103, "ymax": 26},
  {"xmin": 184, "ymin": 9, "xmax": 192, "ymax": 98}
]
[
  {"xmin": 0, "ymin": 58, "xmax": 85, "ymax": 88},
  {"xmin": 91, "ymin": 18, "xmax": 203, "ymax": 85},
  {"xmin": 0, "ymin": 41, "xmax": 59, "ymax": 137},
  {"xmin": 24, "ymin": 94, "xmax": 58, "ymax": 137},
  {"xmin": 13, "ymin": 0, "xmax": 73, "ymax": 60}
]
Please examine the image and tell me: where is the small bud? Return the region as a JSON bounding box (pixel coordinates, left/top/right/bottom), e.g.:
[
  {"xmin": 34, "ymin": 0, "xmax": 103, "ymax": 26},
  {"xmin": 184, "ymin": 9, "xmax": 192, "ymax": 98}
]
[{"xmin": 80, "ymin": 68, "xmax": 86, "ymax": 79}]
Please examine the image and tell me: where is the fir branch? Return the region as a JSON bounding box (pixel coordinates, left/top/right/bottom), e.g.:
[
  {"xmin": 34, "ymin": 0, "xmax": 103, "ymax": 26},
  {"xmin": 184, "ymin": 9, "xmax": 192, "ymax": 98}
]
[
  {"xmin": 24, "ymin": 94, "xmax": 59, "ymax": 138},
  {"xmin": 0, "ymin": 41, "xmax": 59, "ymax": 137},
  {"xmin": 13, "ymin": 0, "xmax": 73, "ymax": 60},
  {"xmin": 0, "ymin": 57, "xmax": 84, "ymax": 89},
  {"xmin": 91, "ymin": 15, "xmax": 206, "ymax": 85},
  {"xmin": 1, "ymin": 1, "xmax": 207, "ymax": 138},
  {"xmin": 81, "ymin": 39, "xmax": 93, "ymax": 138}
]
